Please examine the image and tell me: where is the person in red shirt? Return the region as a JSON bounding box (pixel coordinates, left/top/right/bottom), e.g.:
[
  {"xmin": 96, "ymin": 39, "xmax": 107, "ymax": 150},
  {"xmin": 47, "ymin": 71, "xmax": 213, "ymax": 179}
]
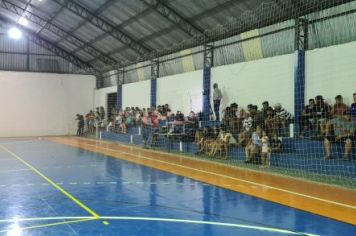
[
  {"xmin": 151, "ymin": 111, "xmax": 160, "ymax": 128},
  {"xmin": 150, "ymin": 111, "xmax": 160, "ymax": 148},
  {"xmin": 331, "ymin": 95, "xmax": 349, "ymax": 118}
]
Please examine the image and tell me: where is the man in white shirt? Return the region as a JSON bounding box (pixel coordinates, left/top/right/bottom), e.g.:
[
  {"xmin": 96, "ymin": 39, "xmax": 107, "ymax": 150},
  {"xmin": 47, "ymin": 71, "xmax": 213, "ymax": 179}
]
[{"xmin": 213, "ymin": 83, "xmax": 222, "ymax": 121}]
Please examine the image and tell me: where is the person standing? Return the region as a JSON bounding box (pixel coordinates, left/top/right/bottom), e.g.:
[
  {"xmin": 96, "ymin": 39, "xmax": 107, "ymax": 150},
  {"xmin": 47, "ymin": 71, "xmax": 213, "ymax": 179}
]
[
  {"xmin": 213, "ymin": 83, "xmax": 222, "ymax": 121},
  {"xmin": 142, "ymin": 111, "xmax": 153, "ymax": 149},
  {"xmin": 100, "ymin": 106, "xmax": 105, "ymax": 121},
  {"xmin": 76, "ymin": 114, "xmax": 84, "ymax": 136}
]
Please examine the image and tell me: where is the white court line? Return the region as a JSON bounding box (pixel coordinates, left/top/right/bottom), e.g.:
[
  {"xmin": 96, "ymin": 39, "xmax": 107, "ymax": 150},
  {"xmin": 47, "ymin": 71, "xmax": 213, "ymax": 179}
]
[
  {"xmin": 73, "ymin": 140, "xmax": 356, "ymax": 210},
  {"xmin": 0, "ymin": 168, "xmax": 31, "ymax": 173},
  {"xmin": 0, "ymin": 139, "xmax": 39, "ymax": 145},
  {"xmin": 0, "ymin": 158, "xmax": 18, "ymax": 162},
  {"xmin": 0, "ymin": 216, "xmax": 320, "ymax": 236}
]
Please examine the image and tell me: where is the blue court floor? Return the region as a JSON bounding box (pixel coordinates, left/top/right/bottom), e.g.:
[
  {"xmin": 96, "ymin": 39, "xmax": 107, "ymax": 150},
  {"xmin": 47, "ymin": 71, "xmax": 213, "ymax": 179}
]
[{"xmin": 0, "ymin": 138, "xmax": 355, "ymax": 236}]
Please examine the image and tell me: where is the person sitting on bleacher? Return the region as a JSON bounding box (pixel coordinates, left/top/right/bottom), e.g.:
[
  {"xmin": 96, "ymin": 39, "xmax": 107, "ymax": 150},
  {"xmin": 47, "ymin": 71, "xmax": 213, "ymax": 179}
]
[
  {"xmin": 186, "ymin": 111, "xmax": 198, "ymax": 126},
  {"xmin": 163, "ymin": 104, "xmax": 169, "ymax": 116},
  {"xmin": 223, "ymin": 106, "xmax": 233, "ymax": 131},
  {"xmin": 331, "ymin": 95, "xmax": 349, "ymax": 119},
  {"xmin": 222, "ymin": 129, "xmax": 238, "ymax": 159},
  {"xmin": 184, "ymin": 111, "xmax": 198, "ymax": 141},
  {"xmin": 196, "ymin": 127, "xmax": 215, "ymax": 155},
  {"xmin": 270, "ymin": 132, "xmax": 282, "ymax": 153},
  {"xmin": 209, "ymin": 125, "xmax": 230, "ymax": 159},
  {"xmin": 261, "ymin": 101, "xmax": 270, "ymax": 122},
  {"xmin": 300, "ymin": 99, "xmax": 317, "ymax": 138},
  {"xmin": 351, "ymin": 93, "xmax": 356, "ymax": 121},
  {"xmin": 245, "ymin": 126, "xmax": 262, "ymax": 164},
  {"xmin": 315, "ymin": 95, "xmax": 332, "ymax": 138},
  {"xmin": 237, "ymin": 112, "xmax": 253, "ymax": 147},
  {"xmin": 195, "ymin": 128, "xmax": 203, "ymax": 151},
  {"xmin": 274, "ymin": 103, "xmax": 292, "ymax": 136},
  {"xmin": 157, "ymin": 105, "xmax": 163, "ymax": 115},
  {"xmin": 250, "ymin": 105, "xmax": 264, "ymax": 130},
  {"xmin": 264, "ymin": 106, "xmax": 278, "ymax": 137},
  {"xmin": 168, "ymin": 111, "xmax": 185, "ymax": 134},
  {"xmin": 229, "ymin": 103, "xmax": 244, "ymax": 139},
  {"xmin": 324, "ymin": 114, "xmax": 354, "ymax": 160}
]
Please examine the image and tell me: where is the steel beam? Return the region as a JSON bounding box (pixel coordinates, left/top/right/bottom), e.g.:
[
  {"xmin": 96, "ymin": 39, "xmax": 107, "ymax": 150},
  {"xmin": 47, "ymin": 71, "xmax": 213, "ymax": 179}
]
[
  {"xmin": 51, "ymin": 0, "xmax": 153, "ymax": 55},
  {"xmin": 295, "ymin": 18, "xmax": 309, "ymax": 51},
  {"xmin": 141, "ymin": 0, "xmax": 204, "ymax": 37},
  {"xmin": 0, "ymin": 0, "xmax": 117, "ymax": 66},
  {"xmin": 56, "ymin": 0, "xmax": 116, "ymax": 45},
  {"xmin": 0, "ymin": 17, "xmax": 98, "ymax": 74}
]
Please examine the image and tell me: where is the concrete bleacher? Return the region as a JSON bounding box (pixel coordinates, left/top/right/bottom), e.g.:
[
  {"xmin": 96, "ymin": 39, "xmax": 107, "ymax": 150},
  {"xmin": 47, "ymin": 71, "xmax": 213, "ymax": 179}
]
[{"xmin": 101, "ymin": 126, "xmax": 356, "ymax": 179}]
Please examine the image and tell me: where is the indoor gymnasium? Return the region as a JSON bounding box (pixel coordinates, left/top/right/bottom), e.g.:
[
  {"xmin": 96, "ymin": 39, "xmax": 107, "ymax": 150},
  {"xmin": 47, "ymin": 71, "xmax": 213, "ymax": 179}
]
[{"xmin": 0, "ymin": 0, "xmax": 355, "ymax": 235}]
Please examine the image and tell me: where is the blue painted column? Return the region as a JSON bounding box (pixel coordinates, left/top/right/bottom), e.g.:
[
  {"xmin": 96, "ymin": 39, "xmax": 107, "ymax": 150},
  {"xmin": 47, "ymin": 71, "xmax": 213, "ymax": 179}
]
[
  {"xmin": 150, "ymin": 78, "xmax": 157, "ymax": 108},
  {"xmin": 116, "ymin": 84, "xmax": 122, "ymax": 110},
  {"xmin": 202, "ymin": 66, "xmax": 211, "ymax": 121},
  {"xmin": 150, "ymin": 58, "xmax": 159, "ymax": 109},
  {"xmin": 294, "ymin": 50, "xmax": 305, "ymax": 135}
]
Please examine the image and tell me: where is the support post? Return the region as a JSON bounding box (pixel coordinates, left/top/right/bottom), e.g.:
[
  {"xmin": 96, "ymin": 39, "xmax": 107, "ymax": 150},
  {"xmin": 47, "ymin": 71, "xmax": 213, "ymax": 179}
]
[
  {"xmin": 27, "ymin": 35, "xmax": 30, "ymax": 71},
  {"xmin": 294, "ymin": 18, "xmax": 308, "ymax": 135},
  {"xmin": 202, "ymin": 43, "xmax": 214, "ymax": 121},
  {"xmin": 150, "ymin": 58, "xmax": 159, "ymax": 109},
  {"xmin": 116, "ymin": 69, "xmax": 124, "ymax": 110}
]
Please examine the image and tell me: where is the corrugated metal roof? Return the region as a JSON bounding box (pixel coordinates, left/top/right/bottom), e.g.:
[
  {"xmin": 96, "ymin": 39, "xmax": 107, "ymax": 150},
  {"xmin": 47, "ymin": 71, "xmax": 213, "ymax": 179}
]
[{"xmin": 0, "ymin": 0, "xmax": 353, "ymax": 73}]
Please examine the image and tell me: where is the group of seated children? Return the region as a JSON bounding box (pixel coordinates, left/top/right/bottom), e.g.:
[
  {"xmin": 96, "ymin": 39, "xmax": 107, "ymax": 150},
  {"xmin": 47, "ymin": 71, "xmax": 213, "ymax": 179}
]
[
  {"xmin": 195, "ymin": 125, "xmax": 236, "ymax": 160},
  {"xmin": 194, "ymin": 124, "xmax": 282, "ymax": 168}
]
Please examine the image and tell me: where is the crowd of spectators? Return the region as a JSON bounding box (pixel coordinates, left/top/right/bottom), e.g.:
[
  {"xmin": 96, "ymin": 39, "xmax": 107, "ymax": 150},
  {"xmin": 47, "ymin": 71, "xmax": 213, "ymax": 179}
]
[
  {"xmin": 75, "ymin": 106, "xmax": 106, "ymax": 136},
  {"xmin": 105, "ymin": 104, "xmax": 199, "ymax": 135},
  {"xmin": 196, "ymin": 101, "xmax": 289, "ymax": 167},
  {"xmin": 299, "ymin": 93, "xmax": 356, "ymax": 160},
  {"xmin": 98, "ymin": 101, "xmax": 291, "ymax": 168},
  {"xmin": 76, "ymin": 92, "xmax": 356, "ymax": 165}
]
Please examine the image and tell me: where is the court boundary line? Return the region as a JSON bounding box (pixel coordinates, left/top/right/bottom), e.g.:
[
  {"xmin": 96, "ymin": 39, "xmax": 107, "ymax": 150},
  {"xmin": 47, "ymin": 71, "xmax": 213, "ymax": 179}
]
[
  {"xmin": 60, "ymin": 139, "xmax": 356, "ymax": 211},
  {"xmin": 0, "ymin": 139, "xmax": 39, "ymax": 145},
  {"xmin": 0, "ymin": 216, "xmax": 320, "ymax": 236},
  {"xmin": 0, "ymin": 144, "xmax": 100, "ymax": 219},
  {"xmin": 0, "ymin": 218, "xmax": 94, "ymax": 234}
]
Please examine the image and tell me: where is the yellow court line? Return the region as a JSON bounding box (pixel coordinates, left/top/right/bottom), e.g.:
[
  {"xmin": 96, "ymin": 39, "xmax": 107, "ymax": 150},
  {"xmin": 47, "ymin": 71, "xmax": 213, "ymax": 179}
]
[
  {"xmin": 0, "ymin": 144, "xmax": 100, "ymax": 219},
  {"xmin": 0, "ymin": 218, "xmax": 94, "ymax": 233}
]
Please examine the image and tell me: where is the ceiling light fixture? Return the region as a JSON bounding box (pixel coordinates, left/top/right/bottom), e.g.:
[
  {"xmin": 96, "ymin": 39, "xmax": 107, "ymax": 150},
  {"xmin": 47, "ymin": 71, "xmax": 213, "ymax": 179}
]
[
  {"xmin": 18, "ymin": 17, "xmax": 28, "ymax": 26},
  {"xmin": 8, "ymin": 27, "xmax": 22, "ymax": 39}
]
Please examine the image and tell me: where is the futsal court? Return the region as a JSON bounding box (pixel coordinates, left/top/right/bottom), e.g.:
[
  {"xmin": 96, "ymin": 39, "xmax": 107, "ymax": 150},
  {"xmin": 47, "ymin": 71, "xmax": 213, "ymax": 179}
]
[
  {"xmin": 0, "ymin": 137, "xmax": 354, "ymax": 235},
  {"xmin": 1, "ymin": 0, "xmax": 356, "ymax": 235}
]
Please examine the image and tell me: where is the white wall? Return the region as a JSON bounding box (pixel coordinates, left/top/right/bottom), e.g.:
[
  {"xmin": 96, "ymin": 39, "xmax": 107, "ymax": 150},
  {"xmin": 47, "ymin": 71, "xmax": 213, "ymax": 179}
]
[
  {"xmin": 94, "ymin": 85, "xmax": 116, "ymax": 111},
  {"xmin": 306, "ymin": 41, "xmax": 356, "ymax": 105},
  {"xmin": 211, "ymin": 53, "xmax": 295, "ymax": 114},
  {"xmin": 94, "ymin": 40, "xmax": 356, "ymax": 118},
  {"xmin": 157, "ymin": 70, "xmax": 203, "ymax": 115},
  {"xmin": 0, "ymin": 71, "xmax": 95, "ymax": 137},
  {"xmin": 122, "ymin": 80, "xmax": 150, "ymax": 109}
]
